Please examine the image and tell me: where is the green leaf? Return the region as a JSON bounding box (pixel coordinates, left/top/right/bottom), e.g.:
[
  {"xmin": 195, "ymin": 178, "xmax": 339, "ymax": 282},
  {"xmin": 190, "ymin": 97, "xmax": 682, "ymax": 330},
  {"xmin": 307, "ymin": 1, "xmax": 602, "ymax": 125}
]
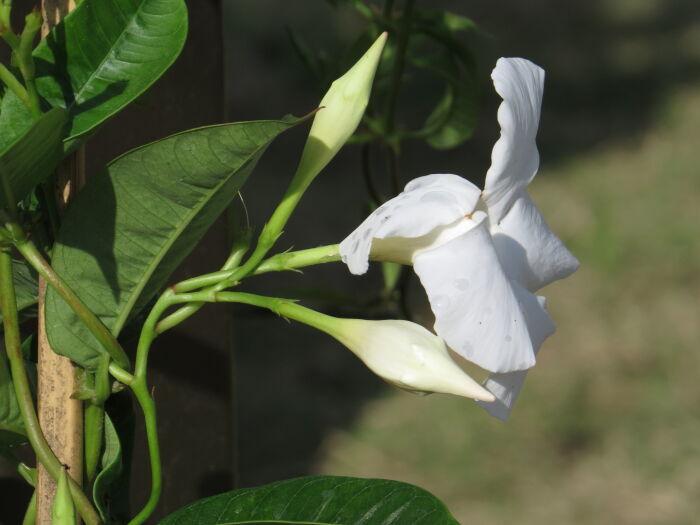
[
  {"xmin": 93, "ymin": 413, "xmax": 122, "ymax": 522},
  {"xmin": 34, "ymin": 0, "xmax": 188, "ymax": 146},
  {"xmin": 158, "ymin": 475, "xmax": 460, "ymax": 525},
  {"xmin": 45, "ymin": 117, "xmax": 303, "ymax": 369},
  {"xmin": 0, "ymin": 259, "xmax": 38, "ymax": 326},
  {"xmin": 0, "ymin": 108, "xmax": 68, "ymax": 207},
  {"xmin": 0, "ymin": 89, "xmax": 34, "ymax": 153}
]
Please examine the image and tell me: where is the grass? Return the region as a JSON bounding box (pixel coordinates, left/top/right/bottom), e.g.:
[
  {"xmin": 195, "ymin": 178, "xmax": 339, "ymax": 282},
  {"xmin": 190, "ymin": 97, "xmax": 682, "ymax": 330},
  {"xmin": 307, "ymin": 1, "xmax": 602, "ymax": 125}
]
[{"xmin": 313, "ymin": 83, "xmax": 700, "ymax": 524}]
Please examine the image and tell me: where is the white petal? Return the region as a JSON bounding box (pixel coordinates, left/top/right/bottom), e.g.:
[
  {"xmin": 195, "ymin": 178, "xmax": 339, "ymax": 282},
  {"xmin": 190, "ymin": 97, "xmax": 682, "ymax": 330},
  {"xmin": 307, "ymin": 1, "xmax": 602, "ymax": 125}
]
[
  {"xmin": 483, "ymin": 58, "xmax": 545, "ymax": 224},
  {"xmin": 339, "ymin": 174, "xmax": 480, "ymax": 274},
  {"xmin": 412, "ymin": 214, "xmax": 536, "ymax": 374},
  {"xmin": 491, "ymin": 191, "xmax": 580, "ymax": 291},
  {"xmin": 477, "ymin": 293, "xmax": 555, "ymax": 420}
]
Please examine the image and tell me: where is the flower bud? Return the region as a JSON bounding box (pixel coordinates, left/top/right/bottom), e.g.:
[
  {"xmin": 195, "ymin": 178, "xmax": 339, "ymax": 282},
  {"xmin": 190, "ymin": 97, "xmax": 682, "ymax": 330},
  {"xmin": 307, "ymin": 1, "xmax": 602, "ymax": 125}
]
[
  {"xmin": 332, "ymin": 318, "xmax": 495, "ymax": 402},
  {"xmin": 295, "ymin": 32, "xmax": 387, "ymax": 182}
]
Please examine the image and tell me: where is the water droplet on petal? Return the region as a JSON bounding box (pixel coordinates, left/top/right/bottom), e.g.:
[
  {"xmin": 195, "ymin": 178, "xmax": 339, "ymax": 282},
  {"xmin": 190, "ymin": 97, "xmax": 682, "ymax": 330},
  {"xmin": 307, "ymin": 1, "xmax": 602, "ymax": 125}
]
[
  {"xmin": 433, "ymin": 295, "xmax": 450, "ymax": 311},
  {"xmin": 462, "ymin": 341, "xmax": 473, "ymax": 354},
  {"xmin": 453, "ymin": 278, "xmax": 470, "ymax": 291},
  {"xmin": 505, "ymin": 335, "xmax": 512, "ymax": 342}
]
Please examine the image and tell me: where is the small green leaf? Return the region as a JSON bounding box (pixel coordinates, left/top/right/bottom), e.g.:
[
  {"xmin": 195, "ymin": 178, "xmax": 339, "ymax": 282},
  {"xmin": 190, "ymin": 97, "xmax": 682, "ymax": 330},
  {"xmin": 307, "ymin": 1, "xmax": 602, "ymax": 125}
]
[
  {"xmin": 45, "ymin": 117, "xmax": 303, "ymax": 369},
  {"xmin": 158, "ymin": 475, "xmax": 460, "ymax": 525},
  {"xmin": 0, "ymin": 259, "xmax": 38, "ymax": 327},
  {"xmin": 93, "ymin": 413, "xmax": 123, "ymax": 522},
  {"xmin": 34, "ymin": 0, "xmax": 188, "ymax": 146},
  {"xmin": 0, "ymin": 108, "xmax": 68, "ymax": 207}
]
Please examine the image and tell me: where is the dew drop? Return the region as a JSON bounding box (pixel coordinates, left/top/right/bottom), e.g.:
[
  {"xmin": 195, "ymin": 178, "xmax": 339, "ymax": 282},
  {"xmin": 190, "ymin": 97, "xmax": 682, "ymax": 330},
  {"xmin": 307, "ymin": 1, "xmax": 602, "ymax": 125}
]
[
  {"xmin": 433, "ymin": 295, "xmax": 450, "ymax": 311},
  {"xmin": 453, "ymin": 278, "xmax": 470, "ymax": 291},
  {"xmin": 505, "ymin": 335, "xmax": 512, "ymax": 343},
  {"xmin": 462, "ymin": 341, "xmax": 474, "ymax": 354}
]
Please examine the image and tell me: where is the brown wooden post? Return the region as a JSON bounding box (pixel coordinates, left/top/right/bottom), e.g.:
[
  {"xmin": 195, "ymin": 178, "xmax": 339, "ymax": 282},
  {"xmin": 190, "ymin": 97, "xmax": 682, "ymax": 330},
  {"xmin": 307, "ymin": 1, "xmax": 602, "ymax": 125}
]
[{"xmin": 35, "ymin": 2, "xmax": 84, "ymax": 523}]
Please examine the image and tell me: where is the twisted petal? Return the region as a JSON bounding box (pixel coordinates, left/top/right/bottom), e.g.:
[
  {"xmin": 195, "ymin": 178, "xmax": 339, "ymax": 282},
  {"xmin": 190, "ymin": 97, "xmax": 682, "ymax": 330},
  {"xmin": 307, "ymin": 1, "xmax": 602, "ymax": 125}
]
[
  {"xmin": 412, "ymin": 213, "xmax": 540, "ymax": 374},
  {"xmin": 491, "ymin": 191, "xmax": 580, "ymax": 291},
  {"xmin": 339, "ymin": 174, "xmax": 480, "ymax": 274},
  {"xmin": 483, "ymin": 58, "xmax": 544, "ymax": 224},
  {"xmin": 477, "ymin": 294, "xmax": 555, "ymax": 420}
]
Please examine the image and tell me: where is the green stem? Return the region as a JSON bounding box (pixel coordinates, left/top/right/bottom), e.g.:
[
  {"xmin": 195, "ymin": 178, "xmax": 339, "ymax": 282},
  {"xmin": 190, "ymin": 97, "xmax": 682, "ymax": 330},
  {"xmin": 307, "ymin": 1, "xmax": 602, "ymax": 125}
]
[
  {"xmin": 84, "ymin": 358, "xmax": 111, "ymax": 481},
  {"xmin": 22, "ymin": 491, "xmax": 36, "ymax": 525},
  {"xmin": 160, "ymin": 245, "xmax": 341, "ymax": 334},
  {"xmin": 0, "ymin": 61, "xmax": 30, "ymax": 107},
  {"xmin": 216, "ymin": 291, "xmax": 340, "ymax": 334},
  {"xmin": 252, "ymin": 244, "xmax": 341, "ymax": 275},
  {"xmin": 17, "ymin": 10, "xmax": 42, "ymax": 118},
  {"xmin": 158, "ymin": 289, "xmax": 339, "ymax": 335},
  {"xmin": 154, "ymin": 302, "xmax": 200, "ymax": 335},
  {"xmin": 111, "ymin": 291, "xmax": 172, "ymax": 524},
  {"xmin": 0, "ymin": 250, "xmax": 102, "ymax": 525},
  {"xmin": 14, "ymin": 238, "xmax": 131, "ymax": 369},
  {"xmin": 126, "ymin": 378, "xmax": 161, "ymax": 525}
]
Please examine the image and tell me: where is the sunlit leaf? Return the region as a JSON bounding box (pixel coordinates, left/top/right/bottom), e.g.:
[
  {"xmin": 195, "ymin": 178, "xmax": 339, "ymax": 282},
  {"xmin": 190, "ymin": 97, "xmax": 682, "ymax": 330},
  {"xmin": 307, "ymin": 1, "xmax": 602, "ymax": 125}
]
[
  {"xmin": 34, "ymin": 0, "xmax": 188, "ymax": 147},
  {"xmin": 45, "ymin": 117, "xmax": 303, "ymax": 369},
  {"xmin": 158, "ymin": 476, "xmax": 460, "ymax": 525}
]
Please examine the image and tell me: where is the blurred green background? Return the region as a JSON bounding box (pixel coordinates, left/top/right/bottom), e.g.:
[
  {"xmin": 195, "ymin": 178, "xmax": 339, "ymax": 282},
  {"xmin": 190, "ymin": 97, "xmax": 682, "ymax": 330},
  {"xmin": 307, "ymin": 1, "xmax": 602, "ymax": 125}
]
[{"xmin": 224, "ymin": 1, "xmax": 700, "ymax": 524}]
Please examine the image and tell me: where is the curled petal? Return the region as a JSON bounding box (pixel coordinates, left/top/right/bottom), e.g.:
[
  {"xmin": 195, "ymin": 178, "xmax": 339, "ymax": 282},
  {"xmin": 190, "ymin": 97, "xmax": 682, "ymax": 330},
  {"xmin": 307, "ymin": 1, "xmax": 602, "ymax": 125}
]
[
  {"xmin": 477, "ymin": 294, "xmax": 555, "ymax": 420},
  {"xmin": 412, "ymin": 213, "xmax": 537, "ymax": 374},
  {"xmin": 339, "ymin": 174, "xmax": 480, "ymax": 274},
  {"xmin": 483, "ymin": 58, "xmax": 545, "ymax": 224},
  {"xmin": 492, "ymin": 191, "xmax": 580, "ymax": 291}
]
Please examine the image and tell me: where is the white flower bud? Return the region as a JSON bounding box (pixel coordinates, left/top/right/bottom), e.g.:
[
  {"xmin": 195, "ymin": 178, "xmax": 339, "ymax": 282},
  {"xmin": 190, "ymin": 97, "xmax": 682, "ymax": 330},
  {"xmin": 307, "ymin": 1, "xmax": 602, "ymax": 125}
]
[
  {"xmin": 295, "ymin": 32, "xmax": 387, "ymax": 181},
  {"xmin": 332, "ymin": 318, "xmax": 495, "ymax": 402}
]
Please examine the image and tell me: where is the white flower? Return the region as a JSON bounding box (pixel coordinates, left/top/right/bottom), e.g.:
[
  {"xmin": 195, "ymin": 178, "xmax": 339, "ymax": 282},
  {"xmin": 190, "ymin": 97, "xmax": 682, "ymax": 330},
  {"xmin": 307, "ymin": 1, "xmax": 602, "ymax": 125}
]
[
  {"xmin": 339, "ymin": 57, "xmax": 579, "ymax": 419},
  {"xmin": 330, "ymin": 318, "xmax": 495, "ymax": 402}
]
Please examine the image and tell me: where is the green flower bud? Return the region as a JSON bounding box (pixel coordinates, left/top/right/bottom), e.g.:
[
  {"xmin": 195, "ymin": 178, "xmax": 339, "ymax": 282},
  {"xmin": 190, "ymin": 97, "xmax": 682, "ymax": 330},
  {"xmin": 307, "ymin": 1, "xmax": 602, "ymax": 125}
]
[{"xmin": 295, "ymin": 32, "xmax": 387, "ymax": 183}]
